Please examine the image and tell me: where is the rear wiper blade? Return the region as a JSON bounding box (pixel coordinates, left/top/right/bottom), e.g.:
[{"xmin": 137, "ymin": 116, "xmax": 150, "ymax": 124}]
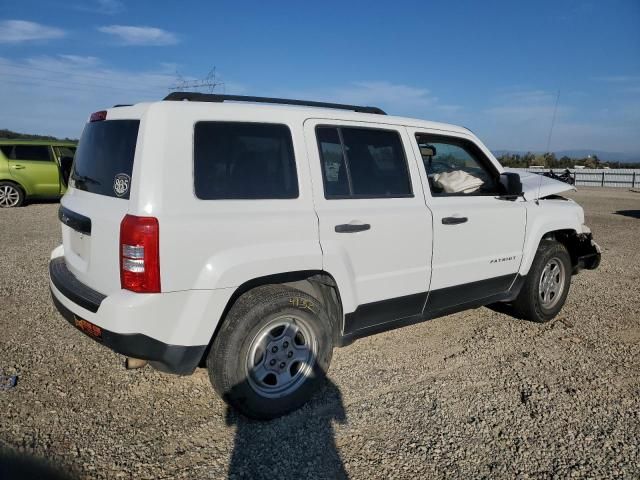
[{"xmin": 72, "ymin": 174, "xmax": 101, "ymax": 185}]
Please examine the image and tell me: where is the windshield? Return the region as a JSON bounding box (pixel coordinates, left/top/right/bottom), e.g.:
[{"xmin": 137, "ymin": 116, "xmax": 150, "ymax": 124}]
[{"xmin": 71, "ymin": 120, "xmax": 140, "ymax": 199}]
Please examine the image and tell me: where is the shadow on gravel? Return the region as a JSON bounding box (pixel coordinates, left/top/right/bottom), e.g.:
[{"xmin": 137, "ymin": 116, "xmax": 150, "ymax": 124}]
[
  {"xmin": 23, "ymin": 198, "xmax": 61, "ymax": 207},
  {"xmin": 0, "ymin": 449, "xmax": 76, "ymax": 480},
  {"xmin": 485, "ymin": 302, "xmax": 524, "ymax": 319},
  {"xmin": 614, "ymin": 209, "xmax": 640, "ymax": 219},
  {"xmin": 225, "ymin": 379, "xmax": 348, "ymax": 479}
]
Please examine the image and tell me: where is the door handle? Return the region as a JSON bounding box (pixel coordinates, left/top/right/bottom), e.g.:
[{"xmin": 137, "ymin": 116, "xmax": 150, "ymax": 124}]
[
  {"xmin": 12, "ymin": 165, "xmax": 25, "ymax": 170},
  {"xmin": 442, "ymin": 216, "xmax": 468, "ymax": 225},
  {"xmin": 335, "ymin": 222, "xmax": 371, "ymax": 233}
]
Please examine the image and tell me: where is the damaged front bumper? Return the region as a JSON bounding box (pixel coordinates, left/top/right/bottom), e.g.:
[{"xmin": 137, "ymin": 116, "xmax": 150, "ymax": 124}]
[{"xmin": 572, "ymin": 232, "xmax": 602, "ymax": 273}]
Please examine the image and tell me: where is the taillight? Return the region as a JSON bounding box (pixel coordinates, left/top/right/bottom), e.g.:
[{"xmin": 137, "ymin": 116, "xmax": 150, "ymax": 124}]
[
  {"xmin": 90, "ymin": 110, "xmax": 107, "ymax": 122},
  {"xmin": 119, "ymin": 215, "xmax": 160, "ymax": 293}
]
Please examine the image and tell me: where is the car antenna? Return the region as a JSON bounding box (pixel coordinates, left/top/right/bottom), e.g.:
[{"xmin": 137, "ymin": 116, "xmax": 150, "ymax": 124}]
[{"xmin": 536, "ymin": 89, "xmax": 560, "ymax": 205}]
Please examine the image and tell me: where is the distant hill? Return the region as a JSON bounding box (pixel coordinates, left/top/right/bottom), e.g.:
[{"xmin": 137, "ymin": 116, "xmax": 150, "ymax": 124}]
[
  {"xmin": 492, "ymin": 149, "xmax": 639, "ymax": 163},
  {"xmin": 0, "ymin": 128, "xmax": 77, "ymax": 142}
]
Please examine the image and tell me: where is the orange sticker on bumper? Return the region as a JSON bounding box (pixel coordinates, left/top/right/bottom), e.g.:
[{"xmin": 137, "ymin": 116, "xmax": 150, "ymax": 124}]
[{"xmin": 74, "ymin": 318, "xmax": 102, "ymax": 340}]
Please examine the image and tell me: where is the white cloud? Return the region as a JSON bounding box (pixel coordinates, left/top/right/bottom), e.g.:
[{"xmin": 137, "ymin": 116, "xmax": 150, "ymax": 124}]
[
  {"xmin": 0, "ymin": 20, "xmax": 66, "ymax": 44},
  {"xmin": 0, "ymin": 62, "xmax": 636, "ymax": 155},
  {"xmin": 272, "ymin": 81, "xmax": 441, "ymax": 118},
  {"xmin": 593, "ymin": 75, "xmax": 640, "ymax": 83},
  {"xmin": 77, "ymin": 0, "xmax": 125, "ymax": 15},
  {"xmin": 57, "ymin": 54, "xmax": 100, "ymax": 66},
  {"xmin": 333, "ymin": 81, "xmax": 435, "ymax": 111},
  {"xmin": 436, "ymin": 104, "xmax": 463, "ymax": 114},
  {"xmin": 477, "ymin": 87, "xmax": 640, "ymax": 154},
  {"xmin": 0, "ymin": 55, "xmax": 182, "ymax": 138},
  {"xmin": 98, "ymin": 25, "xmax": 179, "ymax": 46}
]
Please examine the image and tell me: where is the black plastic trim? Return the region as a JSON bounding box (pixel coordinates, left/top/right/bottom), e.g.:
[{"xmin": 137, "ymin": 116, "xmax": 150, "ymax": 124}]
[
  {"xmin": 164, "ymin": 92, "xmax": 386, "ymax": 115},
  {"xmin": 49, "ymin": 257, "xmax": 105, "ymax": 313},
  {"xmin": 339, "ymin": 274, "xmax": 525, "ymax": 346},
  {"xmin": 58, "ymin": 206, "xmax": 91, "ymax": 236},
  {"xmin": 424, "ymin": 274, "xmax": 516, "ymax": 315},
  {"xmin": 568, "ymin": 233, "xmax": 601, "ymax": 273},
  {"xmin": 576, "ymin": 253, "xmax": 600, "ymax": 271},
  {"xmin": 343, "ymin": 292, "xmax": 428, "ymax": 335},
  {"xmin": 51, "ymin": 293, "xmax": 205, "ymax": 375}
]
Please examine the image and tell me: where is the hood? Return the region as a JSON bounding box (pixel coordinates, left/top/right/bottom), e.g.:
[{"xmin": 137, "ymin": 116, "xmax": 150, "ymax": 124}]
[{"xmin": 507, "ymin": 169, "xmax": 576, "ymax": 200}]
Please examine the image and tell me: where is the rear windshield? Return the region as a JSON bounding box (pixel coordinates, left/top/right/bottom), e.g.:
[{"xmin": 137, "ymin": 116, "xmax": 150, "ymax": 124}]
[{"xmin": 71, "ymin": 120, "xmax": 140, "ymax": 199}]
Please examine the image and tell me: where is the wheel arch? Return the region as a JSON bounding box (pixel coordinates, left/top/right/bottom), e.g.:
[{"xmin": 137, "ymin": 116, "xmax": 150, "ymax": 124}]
[
  {"xmin": 199, "ymin": 270, "xmax": 345, "ymax": 366},
  {"xmin": 0, "ymin": 179, "xmax": 28, "ymax": 206},
  {"xmin": 541, "ymin": 229, "xmax": 600, "ymax": 273},
  {"xmin": 520, "ymin": 227, "xmax": 586, "ymax": 275},
  {"xmin": 0, "ymin": 178, "xmax": 28, "ymax": 195}
]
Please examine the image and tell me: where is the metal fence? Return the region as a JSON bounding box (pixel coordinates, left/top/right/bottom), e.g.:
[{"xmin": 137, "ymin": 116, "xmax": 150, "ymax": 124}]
[{"xmin": 512, "ymin": 168, "xmax": 640, "ymax": 188}]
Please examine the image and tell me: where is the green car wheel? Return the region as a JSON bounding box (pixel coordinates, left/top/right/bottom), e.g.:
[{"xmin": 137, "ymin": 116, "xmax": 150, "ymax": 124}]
[{"xmin": 0, "ymin": 182, "xmax": 24, "ymax": 208}]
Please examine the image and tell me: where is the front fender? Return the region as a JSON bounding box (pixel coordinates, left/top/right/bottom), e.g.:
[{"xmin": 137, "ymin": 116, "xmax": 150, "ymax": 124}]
[{"xmin": 519, "ymin": 200, "xmax": 583, "ymax": 275}]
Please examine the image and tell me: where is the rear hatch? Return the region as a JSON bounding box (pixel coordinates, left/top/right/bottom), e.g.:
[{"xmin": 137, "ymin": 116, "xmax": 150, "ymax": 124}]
[{"xmin": 60, "ymin": 116, "xmax": 140, "ymax": 295}]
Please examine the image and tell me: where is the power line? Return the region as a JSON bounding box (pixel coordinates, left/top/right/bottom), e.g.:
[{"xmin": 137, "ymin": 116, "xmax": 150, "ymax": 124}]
[{"xmin": 169, "ymin": 67, "xmax": 224, "ymax": 93}]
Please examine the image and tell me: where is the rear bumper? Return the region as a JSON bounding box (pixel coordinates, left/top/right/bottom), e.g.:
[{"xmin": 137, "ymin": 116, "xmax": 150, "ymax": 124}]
[{"xmin": 49, "ymin": 257, "xmax": 206, "ymax": 375}]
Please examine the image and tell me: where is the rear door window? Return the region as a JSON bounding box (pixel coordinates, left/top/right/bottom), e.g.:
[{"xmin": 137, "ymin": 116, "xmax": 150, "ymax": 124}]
[
  {"xmin": 13, "ymin": 145, "xmax": 51, "ymax": 161},
  {"xmin": 71, "ymin": 120, "xmax": 140, "ymax": 198},
  {"xmin": 194, "ymin": 122, "xmax": 298, "ymax": 199},
  {"xmin": 316, "ymin": 126, "xmax": 412, "ymax": 198}
]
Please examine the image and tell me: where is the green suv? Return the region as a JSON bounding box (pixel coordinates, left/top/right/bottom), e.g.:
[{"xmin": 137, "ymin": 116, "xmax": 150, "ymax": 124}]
[{"xmin": 0, "ymin": 140, "xmax": 76, "ymax": 208}]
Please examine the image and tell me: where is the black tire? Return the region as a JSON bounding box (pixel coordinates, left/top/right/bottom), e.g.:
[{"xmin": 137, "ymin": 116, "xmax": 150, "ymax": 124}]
[
  {"xmin": 0, "ymin": 181, "xmax": 25, "ymax": 208},
  {"xmin": 207, "ymin": 284, "xmax": 334, "ymax": 420},
  {"xmin": 513, "ymin": 240, "xmax": 572, "ymax": 323}
]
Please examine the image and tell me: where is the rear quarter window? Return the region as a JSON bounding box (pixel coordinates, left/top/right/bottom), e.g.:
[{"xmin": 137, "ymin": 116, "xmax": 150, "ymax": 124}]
[
  {"xmin": 194, "ymin": 122, "xmax": 298, "ymax": 200},
  {"xmin": 71, "ymin": 120, "xmax": 140, "ymax": 199}
]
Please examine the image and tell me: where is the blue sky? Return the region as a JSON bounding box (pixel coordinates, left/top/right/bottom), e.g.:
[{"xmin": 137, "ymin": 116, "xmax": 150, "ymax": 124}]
[{"xmin": 1, "ymin": 0, "xmax": 639, "ymax": 155}]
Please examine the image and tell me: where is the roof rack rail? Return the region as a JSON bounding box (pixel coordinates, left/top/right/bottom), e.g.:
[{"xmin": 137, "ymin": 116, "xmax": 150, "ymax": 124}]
[{"xmin": 163, "ymin": 91, "xmax": 386, "ymax": 115}]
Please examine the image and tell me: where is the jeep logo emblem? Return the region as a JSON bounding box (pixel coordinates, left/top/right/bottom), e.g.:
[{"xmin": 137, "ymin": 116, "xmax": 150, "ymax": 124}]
[{"xmin": 113, "ymin": 173, "xmax": 130, "ymax": 197}]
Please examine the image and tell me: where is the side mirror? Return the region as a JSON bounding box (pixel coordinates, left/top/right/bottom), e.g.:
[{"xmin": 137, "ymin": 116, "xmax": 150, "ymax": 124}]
[{"xmin": 499, "ymin": 172, "xmax": 523, "ymax": 198}]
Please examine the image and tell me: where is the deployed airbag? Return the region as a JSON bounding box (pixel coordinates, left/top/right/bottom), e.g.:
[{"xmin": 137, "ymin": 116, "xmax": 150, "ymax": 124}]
[{"xmin": 433, "ymin": 171, "xmax": 484, "ymax": 194}]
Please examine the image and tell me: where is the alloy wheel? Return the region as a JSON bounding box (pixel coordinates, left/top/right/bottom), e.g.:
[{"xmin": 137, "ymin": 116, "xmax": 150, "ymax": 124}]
[{"xmin": 0, "ymin": 185, "xmax": 20, "ymax": 208}]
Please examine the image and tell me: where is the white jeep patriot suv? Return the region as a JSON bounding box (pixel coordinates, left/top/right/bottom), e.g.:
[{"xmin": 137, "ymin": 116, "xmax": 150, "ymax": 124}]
[{"xmin": 49, "ymin": 92, "xmax": 600, "ymax": 419}]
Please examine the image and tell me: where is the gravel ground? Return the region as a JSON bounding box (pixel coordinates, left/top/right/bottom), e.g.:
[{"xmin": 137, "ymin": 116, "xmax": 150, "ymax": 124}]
[{"xmin": 0, "ymin": 188, "xmax": 638, "ymax": 479}]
